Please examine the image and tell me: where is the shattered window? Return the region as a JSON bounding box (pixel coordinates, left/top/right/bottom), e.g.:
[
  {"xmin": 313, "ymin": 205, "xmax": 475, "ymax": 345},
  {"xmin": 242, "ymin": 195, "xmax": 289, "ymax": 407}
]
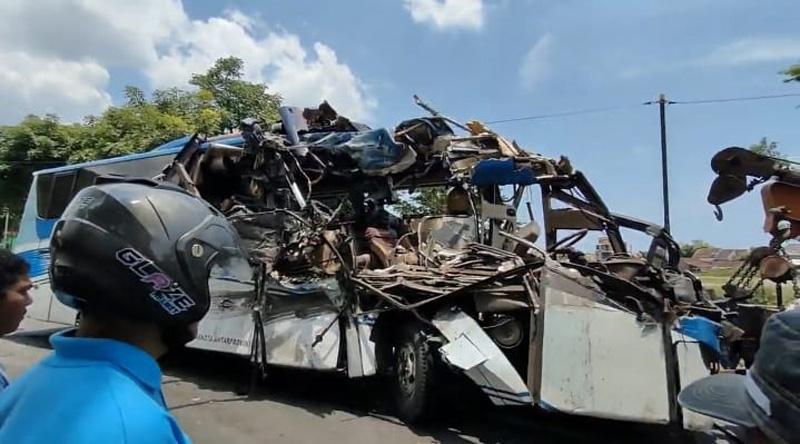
[
  {"xmin": 34, "ymin": 153, "xmax": 174, "ymax": 220},
  {"xmin": 36, "ymin": 171, "xmax": 78, "ymax": 219}
]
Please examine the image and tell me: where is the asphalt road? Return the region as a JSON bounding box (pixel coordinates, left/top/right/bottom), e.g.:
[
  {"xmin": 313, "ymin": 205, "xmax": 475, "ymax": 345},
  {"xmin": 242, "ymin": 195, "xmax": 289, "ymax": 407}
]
[{"xmin": 0, "ymin": 319, "xmax": 731, "ymax": 444}]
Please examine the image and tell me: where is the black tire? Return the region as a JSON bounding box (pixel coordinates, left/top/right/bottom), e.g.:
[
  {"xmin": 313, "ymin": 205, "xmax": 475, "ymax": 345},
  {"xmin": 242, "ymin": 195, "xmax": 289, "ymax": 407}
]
[{"xmin": 392, "ymin": 322, "xmax": 436, "ymax": 423}]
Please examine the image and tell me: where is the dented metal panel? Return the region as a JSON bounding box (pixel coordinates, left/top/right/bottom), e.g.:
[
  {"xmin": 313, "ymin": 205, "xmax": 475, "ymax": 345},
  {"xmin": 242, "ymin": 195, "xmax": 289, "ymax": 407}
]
[
  {"xmin": 356, "ymin": 313, "xmax": 378, "ymax": 377},
  {"xmin": 538, "ymin": 267, "xmax": 672, "ymax": 423},
  {"xmin": 190, "ymin": 311, "xmax": 254, "ymax": 356},
  {"xmin": 673, "ymin": 335, "xmax": 715, "ymax": 431},
  {"xmin": 345, "ymin": 313, "xmax": 379, "ymax": 378},
  {"xmin": 190, "ymin": 279, "xmax": 256, "ymax": 356},
  {"xmin": 263, "ymin": 312, "xmax": 340, "ymax": 369},
  {"xmin": 433, "ymin": 308, "xmax": 532, "ymax": 406},
  {"xmin": 345, "ymin": 316, "xmax": 364, "ymax": 378}
]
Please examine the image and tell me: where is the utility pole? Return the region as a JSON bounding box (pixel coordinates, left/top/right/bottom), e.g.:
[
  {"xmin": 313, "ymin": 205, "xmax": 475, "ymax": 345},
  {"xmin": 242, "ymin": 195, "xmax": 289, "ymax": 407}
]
[
  {"xmin": 1, "ymin": 207, "xmax": 8, "ymax": 249},
  {"xmin": 644, "ymin": 94, "xmax": 675, "ymax": 232}
]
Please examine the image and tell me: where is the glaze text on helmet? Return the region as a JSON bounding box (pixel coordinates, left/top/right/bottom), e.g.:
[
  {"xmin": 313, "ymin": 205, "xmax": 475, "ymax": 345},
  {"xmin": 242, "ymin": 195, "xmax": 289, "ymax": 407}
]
[{"xmin": 116, "ymin": 248, "xmax": 196, "ymax": 315}]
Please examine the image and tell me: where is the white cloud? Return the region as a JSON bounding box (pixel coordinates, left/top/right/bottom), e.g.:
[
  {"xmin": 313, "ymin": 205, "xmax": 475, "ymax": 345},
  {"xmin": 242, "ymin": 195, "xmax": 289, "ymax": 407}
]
[
  {"xmin": 0, "ymin": 0, "xmax": 375, "ymax": 123},
  {"xmin": 267, "ymin": 43, "xmax": 377, "ymax": 122},
  {"xmin": 519, "ymin": 34, "xmax": 555, "ymax": 92},
  {"xmin": 145, "ymin": 13, "xmax": 376, "ymax": 120},
  {"xmin": 703, "ymin": 37, "xmax": 800, "ymax": 66},
  {"xmin": 225, "ymin": 8, "xmax": 258, "ymax": 32},
  {"xmin": 620, "ymin": 36, "xmax": 800, "ymax": 79},
  {"xmin": 0, "ymin": 0, "xmax": 185, "ymax": 68},
  {"xmin": 404, "ymin": 0, "xmax": 485, "ymax": 31},
  {"xmin": 0, "ymin": 51, "xmax": 112, "ymax": 123}
]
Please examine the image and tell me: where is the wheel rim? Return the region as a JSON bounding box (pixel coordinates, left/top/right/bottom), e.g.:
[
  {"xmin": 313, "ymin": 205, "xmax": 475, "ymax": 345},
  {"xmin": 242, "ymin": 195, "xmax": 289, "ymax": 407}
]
[{"xmin": 397, "ymin": 343, "xmax": 416, "ymax": 396}]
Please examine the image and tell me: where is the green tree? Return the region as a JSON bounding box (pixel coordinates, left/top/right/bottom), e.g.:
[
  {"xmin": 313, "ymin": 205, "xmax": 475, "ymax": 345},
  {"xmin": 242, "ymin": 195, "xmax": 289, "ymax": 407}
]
[
  {"xmin": 189, "ymin": 56, "xmax": 281, "ymax": 132},
  {"xmin": 782, "ymin": 63, "xmax": 800, "ymax": 83},
  {"xmin": 680, "ymin": 240, "xmax": 711, "ymax": 258},
  {"xmin": 0, "ymin": 56, "xmax": 282, "ymax": 226},
  {"xmin": 748, "ymin": 137, "xmax": 782, "ymax": 158},
  {"xmin": 392, "ymin": 187, "xmax": 448, "ymax": 215},
  {"xmin": 152, "ymin": 87, "xmax": 222, "ymax": 135},
  {"xmin": 69, "ymin": 101, "xmax": 191, "ymax": 162},
  {"xmin": 124, "ymin": 86, "xmax": 147, "ymax": 107},
  {"xmin": 0, "ymin": 114, "xmax": 79, "ymax": 217}
]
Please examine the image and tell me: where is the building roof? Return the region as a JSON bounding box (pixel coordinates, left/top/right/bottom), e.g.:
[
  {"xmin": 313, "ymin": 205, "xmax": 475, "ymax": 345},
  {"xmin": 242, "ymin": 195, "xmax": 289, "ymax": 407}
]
[
  {"xmin": 715, "ymin": 249, "xmax": 749, "ymax": 261},
  {"xmin": 681, "ymin": 257, "xmax": 713, "ymax": 272},
  {"xmin": 692, "ymin": 247, "xmax": 719, "ymax": 259}
]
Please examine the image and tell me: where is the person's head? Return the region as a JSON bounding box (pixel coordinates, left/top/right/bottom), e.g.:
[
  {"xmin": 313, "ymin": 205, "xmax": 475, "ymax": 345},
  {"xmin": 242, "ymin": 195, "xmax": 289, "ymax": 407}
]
[
  {"xmin": 49, "ymin": 180, "xmax": 251, "ymax": 358},
  {"xmin": 679, "ymin": 309, "xmax": 800, "ymax": 444},
  {"xmin": 0, "ymin": 249, "xmax": 32, "ymax": 336}
]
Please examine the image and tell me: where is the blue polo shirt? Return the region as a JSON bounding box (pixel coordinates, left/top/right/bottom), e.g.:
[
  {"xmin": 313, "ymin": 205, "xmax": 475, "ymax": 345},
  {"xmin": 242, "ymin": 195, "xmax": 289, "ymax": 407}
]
[{"xmin": 0, "ymin": 330, "xmax": 190, "ymax": 443}]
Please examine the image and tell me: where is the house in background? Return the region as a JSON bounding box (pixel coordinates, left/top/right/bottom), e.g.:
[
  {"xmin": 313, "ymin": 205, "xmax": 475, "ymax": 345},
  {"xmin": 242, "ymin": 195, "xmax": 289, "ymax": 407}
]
[
  {"xmin": 591, "ymin": 236, "xmax": 635, "ymax": 261},
  {"xmin": 680, "ymin": 247, "xmax": 749, "ymax": 273},
  {"xmin": 596, "ymin": 237, "xmax": 614, "ymax": 261}
]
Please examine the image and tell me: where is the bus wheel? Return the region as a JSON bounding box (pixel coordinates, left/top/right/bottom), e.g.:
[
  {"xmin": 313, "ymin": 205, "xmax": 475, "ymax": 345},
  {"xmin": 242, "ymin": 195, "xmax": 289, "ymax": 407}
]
[{"xmin": 393, "ymin": 322, "xmax": 436, "ymax": 423}]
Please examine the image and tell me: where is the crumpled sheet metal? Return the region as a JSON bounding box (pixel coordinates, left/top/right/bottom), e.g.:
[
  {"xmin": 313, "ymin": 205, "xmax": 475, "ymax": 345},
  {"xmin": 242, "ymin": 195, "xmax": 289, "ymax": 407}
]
[
  {"xmin": 355, "ymin": 243, "xmax": 535, "ymax": 305},
  {"xmin": 302, "ymin": 128, "xmax": 417, "ymax": 176}
]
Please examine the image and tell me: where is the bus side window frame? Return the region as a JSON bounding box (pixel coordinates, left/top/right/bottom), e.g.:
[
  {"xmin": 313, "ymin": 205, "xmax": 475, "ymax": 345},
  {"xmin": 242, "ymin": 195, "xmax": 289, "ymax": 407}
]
[{"xmin": 36, "ymin": 171, "xmax": 79, "ymax": 220}]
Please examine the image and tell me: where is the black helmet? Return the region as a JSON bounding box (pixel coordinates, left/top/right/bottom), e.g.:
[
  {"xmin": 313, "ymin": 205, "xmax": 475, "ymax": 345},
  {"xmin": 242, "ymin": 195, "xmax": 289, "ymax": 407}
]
[{"xmin": 49, "ymin": 181, "xmax": 251, "ymax": 327}]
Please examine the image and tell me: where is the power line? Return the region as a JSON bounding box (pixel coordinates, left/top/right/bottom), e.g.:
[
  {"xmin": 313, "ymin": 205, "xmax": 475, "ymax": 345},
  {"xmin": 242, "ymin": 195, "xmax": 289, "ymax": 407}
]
[
  {"xmin": 671, "ymin": 92, "xmax": 800, "ymax": 105},
  {"xmin": 484, "ymin": 105, "xmax": 636, "ymax": 124},
  {"xmin": 484, "ymin": 91, "xmax": 800, "ymax": 125}
]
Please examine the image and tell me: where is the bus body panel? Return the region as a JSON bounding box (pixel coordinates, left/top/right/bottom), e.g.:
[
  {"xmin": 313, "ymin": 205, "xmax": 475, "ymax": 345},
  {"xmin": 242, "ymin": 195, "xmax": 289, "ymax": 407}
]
[{"xmin": 14, "ymin": 178, "xmax": 56, "ymax": 322}]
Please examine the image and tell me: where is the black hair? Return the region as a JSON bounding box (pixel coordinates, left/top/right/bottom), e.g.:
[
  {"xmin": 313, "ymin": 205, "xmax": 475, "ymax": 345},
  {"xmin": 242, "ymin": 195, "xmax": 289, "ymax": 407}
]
[{"xmin": 0, "ymin": 248, "xmax": 29, "ymax": 298}]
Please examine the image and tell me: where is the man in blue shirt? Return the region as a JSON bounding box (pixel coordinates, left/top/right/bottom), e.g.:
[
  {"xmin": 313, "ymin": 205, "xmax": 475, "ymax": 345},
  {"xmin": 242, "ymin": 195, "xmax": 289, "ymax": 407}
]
[
  {"xmin": 0, "ymin": 249, "xmax": 33, "ymax": 389},
  {"xmin": 0, "ymin": 181, "xmax": 251, "ymax": 443}
]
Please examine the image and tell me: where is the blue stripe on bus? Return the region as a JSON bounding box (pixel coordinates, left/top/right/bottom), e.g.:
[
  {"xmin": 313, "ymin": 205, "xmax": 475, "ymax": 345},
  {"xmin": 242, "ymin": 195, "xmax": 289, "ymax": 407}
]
[
  {"xmin": 33, "ymin": 134, "xmax": 245, "ymax": 176},
  {"xmin": 35, "ymin": 218, "xmax": 57, "ymax": 239},
  {"xmin": 17, "ymin": 248, "xmax": 51, "ymax": 278}
]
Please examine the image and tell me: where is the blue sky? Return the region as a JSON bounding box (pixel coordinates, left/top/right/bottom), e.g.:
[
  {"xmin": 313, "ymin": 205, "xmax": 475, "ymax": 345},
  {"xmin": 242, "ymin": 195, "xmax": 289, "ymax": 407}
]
[{"xmin": 1, "ymin": 0, "xmax": 799, "ymax": 250}]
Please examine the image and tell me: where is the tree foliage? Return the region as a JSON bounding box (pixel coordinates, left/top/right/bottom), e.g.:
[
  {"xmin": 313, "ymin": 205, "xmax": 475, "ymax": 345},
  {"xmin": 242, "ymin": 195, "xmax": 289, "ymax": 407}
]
[
  {"xmin": 392, "ymin": 187, "xmax": 448, "ymax": 215},
  {"xmin": 0, "ymin": 57, "xmax": 281, "ymax": 226},
  {"xmin": 783, "ymin": 63, "xmax": 800, "ymax": 83},
  {"xmin": 680, "ymin": 240, "xmax": 711, "ymax": 258},
  {"xmin": 190, "ymin": 57, "xmax": 281, "ymax": 132},
  {"xmin": 748, "ymin": 137, "xmax": 782, "ymax": 158},
  {"xmin": 0, "ymin": 114, "xmax": 81, "ymax": 219}
]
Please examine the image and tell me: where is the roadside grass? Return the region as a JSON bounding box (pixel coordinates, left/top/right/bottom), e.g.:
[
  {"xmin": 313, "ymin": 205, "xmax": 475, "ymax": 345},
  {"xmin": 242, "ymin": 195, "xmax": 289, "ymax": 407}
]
[{"xmin": 697, "ymin": 267, "xmax": 779, "ymax": 305}]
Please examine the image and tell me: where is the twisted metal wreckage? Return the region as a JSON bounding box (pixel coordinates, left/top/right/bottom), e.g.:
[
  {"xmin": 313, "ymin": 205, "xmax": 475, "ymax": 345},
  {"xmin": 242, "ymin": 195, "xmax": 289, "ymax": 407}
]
[
  {"xmin": 704, "ymin": 146, "xmax": 800, "ymax": 364},
  {"xmin": 149, "ymin": 97, "xmax": 780, "ymax": 428}
]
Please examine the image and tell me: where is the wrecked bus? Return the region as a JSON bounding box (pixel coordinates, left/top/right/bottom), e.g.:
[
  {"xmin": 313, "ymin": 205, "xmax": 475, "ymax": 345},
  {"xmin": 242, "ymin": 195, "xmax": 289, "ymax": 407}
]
[{"xmin": 17, "ymin": 99, "xmax": 750, "ymax": 430}]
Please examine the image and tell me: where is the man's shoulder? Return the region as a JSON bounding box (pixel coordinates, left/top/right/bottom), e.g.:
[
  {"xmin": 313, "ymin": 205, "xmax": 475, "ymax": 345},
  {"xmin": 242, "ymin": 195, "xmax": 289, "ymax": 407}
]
[
  {"xmin": 102, "ymin": 370, "xmax": 190, "ymax": 443},
  {"xmin": 117, "ymin": 405, "xmax": 191, "ymax": 444},
  {"xmin": 0, "ymin": 357, "xmax": 190, "ymax": 443}
]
